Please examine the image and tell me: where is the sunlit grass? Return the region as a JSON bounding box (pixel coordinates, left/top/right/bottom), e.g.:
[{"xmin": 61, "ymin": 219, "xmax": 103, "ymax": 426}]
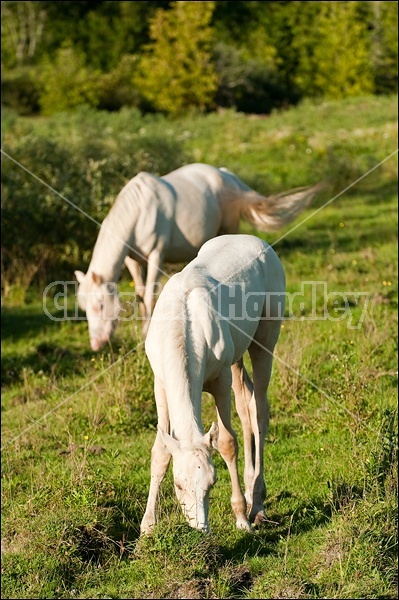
[{"xmin": 1, "ymin": 95, "xmax": 397, "ymax": 599}]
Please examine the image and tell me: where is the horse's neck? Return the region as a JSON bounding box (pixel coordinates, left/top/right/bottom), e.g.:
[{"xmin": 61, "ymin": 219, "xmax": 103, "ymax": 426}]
[
  {"xmin": 89, "ymin": 186, "xmax": 141, "ymax": 282},
  {"xmin": 89, "ymin": 220, "xmax": 128, "ymax": 282}
]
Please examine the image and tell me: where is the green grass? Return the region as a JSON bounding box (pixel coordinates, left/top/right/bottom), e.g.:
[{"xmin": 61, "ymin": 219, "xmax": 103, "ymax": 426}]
[{"xmin": 1, "ymin": 95, "xmax": 398, "ymax": 599}]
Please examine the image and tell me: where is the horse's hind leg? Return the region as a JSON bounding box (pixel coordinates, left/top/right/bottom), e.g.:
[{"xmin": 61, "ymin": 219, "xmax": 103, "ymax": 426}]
[
  {"xmin": 124, "ymin": 256, "xmax": 146, "ymax": 318},
  {"xmin": 247, "ymin": 324, "xmax": 280, "ymax": 525},
  {"xmin": 207, "ymin": 367, "xmax": 251, "ymax": 532},
  {"xmin": 231, "ymin": 359, "xmax": 255, "ymax": 512}
]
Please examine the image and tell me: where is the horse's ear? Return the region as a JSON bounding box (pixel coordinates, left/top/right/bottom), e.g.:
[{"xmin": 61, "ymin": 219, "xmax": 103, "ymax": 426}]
[
  {"xmin": 204, "ymin": 422, "xmax": 219, "ymax": 450},
  {"xmin": 91, "ymin": 272, "xmax": 103, "ymax": 286},
  {"xmin": 74, "ymin": 270, "xmax": 85, "ymax": 283},
  {"xmin": 158, "ymin": 427, "xmax": 180, "ymax": 455}
]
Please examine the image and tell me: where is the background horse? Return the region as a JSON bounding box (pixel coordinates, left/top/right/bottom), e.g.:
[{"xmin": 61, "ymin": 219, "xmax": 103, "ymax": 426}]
[
  {"xmin": 75, "ymin": 162, "xmax": 316, "ymax": 350},
  {"xmin": 140, "ymin": 234, "xmax": 285, "ymax": 533}
]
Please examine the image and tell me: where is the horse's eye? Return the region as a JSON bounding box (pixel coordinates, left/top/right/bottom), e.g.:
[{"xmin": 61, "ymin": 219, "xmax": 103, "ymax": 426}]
[{"xmin": 106, "ymin": 283, "xmax": 115, "ymax": 294}]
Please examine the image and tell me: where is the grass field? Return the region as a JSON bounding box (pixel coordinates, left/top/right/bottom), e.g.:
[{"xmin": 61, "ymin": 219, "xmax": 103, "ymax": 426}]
[{"xmin": 1, "ymin": 95, "xmax": 398, "ymax": 599}]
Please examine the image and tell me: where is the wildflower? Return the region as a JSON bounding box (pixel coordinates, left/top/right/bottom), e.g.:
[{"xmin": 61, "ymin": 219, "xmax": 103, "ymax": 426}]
[{"xmin": 339, "ymin": 222, "xmax": 345, "ymax": 228}]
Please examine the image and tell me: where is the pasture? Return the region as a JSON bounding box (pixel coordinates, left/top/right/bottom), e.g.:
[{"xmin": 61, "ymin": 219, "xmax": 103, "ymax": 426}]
[{"xmin": 1, "ymin": 95, "xmax": 398, "ymax": 599}]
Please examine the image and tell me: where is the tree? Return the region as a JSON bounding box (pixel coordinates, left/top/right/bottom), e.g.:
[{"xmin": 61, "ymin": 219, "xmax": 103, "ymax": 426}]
[
  {"xmin": 292, "ymin": 1, "xmax": 374, "ymax": 98},
  {"xmin": 1, "ymin": 1, "xmax": 46, "ymax": 68},
  {"xmin": 38, "ymin": 43, "xmax": 101, "ymax": 114},
  {"xmin": 135, "ymin": 1, "xmax": 218, "ymax": 116},
  {"xmin": 369, "ymin": 1, "xmax": 398, "ymax": 94}
]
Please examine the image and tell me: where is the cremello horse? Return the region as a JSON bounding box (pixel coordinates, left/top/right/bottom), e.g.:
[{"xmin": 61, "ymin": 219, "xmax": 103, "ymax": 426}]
[
  {"xmin": 140, "ymin": 234, "xmax": 285, "ymax": 534},
  {"xmin": 75, "ymin": 163, "xmax": 315, "ymax": 350}
]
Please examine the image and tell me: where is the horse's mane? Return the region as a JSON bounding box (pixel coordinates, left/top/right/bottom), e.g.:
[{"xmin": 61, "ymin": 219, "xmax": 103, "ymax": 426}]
[{"xmin": 161, "ymin": 285, "xmax": 205, "ymax": 444}]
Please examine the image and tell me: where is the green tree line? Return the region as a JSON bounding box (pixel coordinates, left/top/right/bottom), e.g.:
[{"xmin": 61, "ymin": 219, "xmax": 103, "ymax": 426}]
[{"xmin": 1, "ymin": 0, "xmax": 398, "ymax": 116}]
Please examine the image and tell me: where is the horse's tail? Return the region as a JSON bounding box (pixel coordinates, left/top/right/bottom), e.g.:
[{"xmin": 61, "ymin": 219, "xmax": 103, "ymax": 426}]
[
  {"xmin": 219, "ymin": 168, "xmax": 325, "ymax": 232},
  {"xmin": 238, "ymin": 182, "xmax": 325, "ymax": 231}
]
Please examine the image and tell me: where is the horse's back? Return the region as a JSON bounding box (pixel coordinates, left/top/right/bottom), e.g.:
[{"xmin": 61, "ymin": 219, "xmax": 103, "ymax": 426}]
[
  {"xmin": 158, "ymin": 164, "xmax": 226, "ymax": 261},
  {"xmin": 195, "ymin": 234, "xmax": 285, "ymax": 292},
  {"xmin": 147, "ymin": 234, "xmax": 285, "ymax": 385},
  {"xmin": 181, "ymin": 235, "xmax": 285, "ymax": 366}
]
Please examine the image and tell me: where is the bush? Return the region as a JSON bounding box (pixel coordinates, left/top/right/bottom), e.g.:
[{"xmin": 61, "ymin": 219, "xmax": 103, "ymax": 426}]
[
  {"xmin": 1, "ymin": 110, "xmax": 189, "ymax": 296},
  {"xmin": 97, "ymin": 54, "xmax": 143, "ymax": 112},
  {"xmin": 1, "ymin": 67, "xmax": 41, "ymax": 116},
  {"xmin": 213, "ymin": 42, "xmax": 295, "ymax": 114},
  {"xmin": 38, "ymin": 44, "xmax": 102, "ymax": 115}
]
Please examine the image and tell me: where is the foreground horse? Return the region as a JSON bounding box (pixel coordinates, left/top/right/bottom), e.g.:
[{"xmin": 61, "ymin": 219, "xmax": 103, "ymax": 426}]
[
  {"xmin": 74, "ymin": 163, "xmax": 318, "ymax": 349},
  {"xmin": 140, "ymin": 234, "xmax": 285, "ymax": 534}
]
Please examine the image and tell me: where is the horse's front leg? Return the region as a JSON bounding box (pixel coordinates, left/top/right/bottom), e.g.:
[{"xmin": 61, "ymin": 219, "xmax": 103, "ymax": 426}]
[
  {"xmin": 141, "ymin": 379, "xmax": 171, "ymax": 534},
  {"xmin": 208, "ymin": 369, "xmax": 251, "ymax": 532},
  {"xmin": 141, "ymin": 248, "xmax": 164, "ymax": 338},
  {"xmin": 231, "ymin": 360, "xmax": 255, "ymax": 513}
]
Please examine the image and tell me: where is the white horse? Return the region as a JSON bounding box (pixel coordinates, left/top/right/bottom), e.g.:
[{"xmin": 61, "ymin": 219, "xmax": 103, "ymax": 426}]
[
  {"xmin": 74, "ymin": 163, "xmax": 315, "ymax": 350},
  {"xmin": 140, "ymin": 234, "xmax": 285, "ymax": 534}
]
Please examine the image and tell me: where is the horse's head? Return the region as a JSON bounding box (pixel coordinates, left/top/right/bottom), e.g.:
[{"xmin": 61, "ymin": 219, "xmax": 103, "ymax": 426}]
[
  {"xmin": 159, "ymin": 423, "xmax": 218, "ymax": 532},
  {"xmin": 74, "ymin": 270, "xmax": 121, "ymax": 351}
]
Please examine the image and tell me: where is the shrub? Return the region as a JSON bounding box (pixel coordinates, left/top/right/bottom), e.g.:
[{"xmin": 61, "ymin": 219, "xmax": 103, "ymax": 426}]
[
  {"xmin": 1, "ymin": 111, "xmax": 189, "ymax": 296},
  {"xmin": 1, "ymin": 67, "xmax": 41, "ymax": 115},
  {"xmin": 214, "ymin": 43, "xmax": 294, "ymax": 114},
  {"xmin": 38, "ymin": 44, "xmax": 101, "ymax": 115},
  {"xmin": 97, "ymin": 54, "xmax": 143, "ymax": 112}
]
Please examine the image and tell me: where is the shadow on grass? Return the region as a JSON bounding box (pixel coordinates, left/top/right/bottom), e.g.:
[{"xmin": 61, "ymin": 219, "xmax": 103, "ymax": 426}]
[
  {"xmin": 1, "ymin": 306, "xmax": 132, "ymax": 387},
  {"xmin": 216, "ymin": 493, "xmax": 343, "ymax": 565},
  {"xmin": 1, "ymin": 305, "xmax": 145, "ymax": 388},
  {"xmin": 1, "ymin": 303, "xmax": 56, "ymax": 341},
  {"xmin": 106, "ymin": 490, "xmax": 344, "ymax": 561}
]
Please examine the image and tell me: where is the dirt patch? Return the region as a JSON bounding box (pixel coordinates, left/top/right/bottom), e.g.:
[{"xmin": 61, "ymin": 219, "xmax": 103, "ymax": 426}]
[
  {"xmin": 169, "ymin": 578, "xmax": 212, "ymax": 599},
  {"xmin": 1, "ymin": 531, "xmax": 30, "ymax": 554},
  {"xmin": 168, "ymin": 566, "xmax": 253, "ymax": 599},
  {"xmin": 221, "ymin": 564, "xmax": 253, "ymax": 596}
]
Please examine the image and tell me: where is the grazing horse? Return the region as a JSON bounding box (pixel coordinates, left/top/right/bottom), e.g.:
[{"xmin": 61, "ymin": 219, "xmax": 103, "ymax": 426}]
[
  {"xmin": 140, "ymin": 234, "xmax": 285, "ymax": 534},
  {"xmin": 75, "ymin": 162, "xmax": 315, "ymax": 350}
]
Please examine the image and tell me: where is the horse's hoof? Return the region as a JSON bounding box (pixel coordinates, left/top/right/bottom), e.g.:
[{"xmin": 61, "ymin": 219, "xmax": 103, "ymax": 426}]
[
  {"xmin": 236, "ymin": 518, "xmax": 253, "ymax": 532},
  {"xmin": 251, "ymin": 510, "xmax": 267, "ymax": 527},
  {"xmin": 140, "ymin": 517, "xmax": 156, "ymax": 535}
]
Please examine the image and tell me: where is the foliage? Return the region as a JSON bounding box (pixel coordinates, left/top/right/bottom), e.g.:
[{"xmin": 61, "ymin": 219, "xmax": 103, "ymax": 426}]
[
  {"xmin": 1, "ymin": 1, "xmax": 46, "ymax": 68},
  {"xmin": 2, "ymin": 1, "xmax": 397, "ymax": 116},
  {"xmin": 292, "ymin": 1, "xmax": 374, "ymax": 98},
  {"xmin": 370, "ymin": 1, "xmax": 399, "ymax": 95},
  {"xmin": 38, "ymin": 43, "xmax": 102, "ymax": 115},
  {"xmin": 213, "ymin": 42, "xmax": 288, "ymax": 114},
  {"xmin": 1, "ymin": 106, "xmax": 189, "ymax": 294},
  {"xmin": 97, "ymin": 54, "xmax": 142, "ymax": 112},
  {"xmin": 1, "ymin": 95, "xmax": 398, "ymax": 598},
  {"xmin": 135, "ymin": 1, "xmax": 218, "ymax": 116},
  {"xmin": 0, "ymin": 66, "xmax": 41, "ymax": 116}
]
